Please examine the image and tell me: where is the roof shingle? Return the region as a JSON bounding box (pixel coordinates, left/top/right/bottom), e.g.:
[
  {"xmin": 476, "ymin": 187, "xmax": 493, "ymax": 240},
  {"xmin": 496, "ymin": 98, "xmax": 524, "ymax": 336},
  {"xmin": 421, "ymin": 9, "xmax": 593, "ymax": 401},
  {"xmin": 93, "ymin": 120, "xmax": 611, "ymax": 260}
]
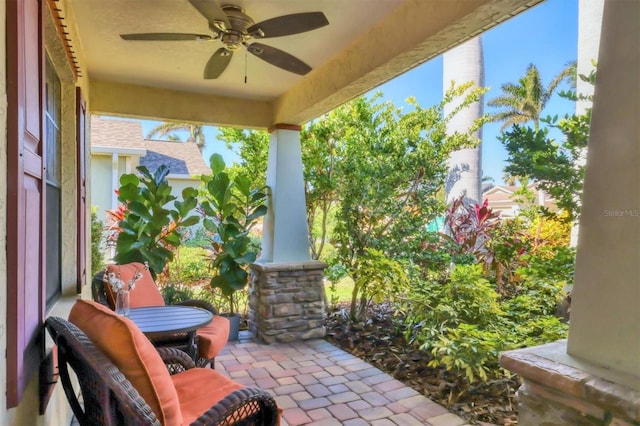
[{"xmin": 91, "ymin": 116, "xmax": 210, "ymax": 176}]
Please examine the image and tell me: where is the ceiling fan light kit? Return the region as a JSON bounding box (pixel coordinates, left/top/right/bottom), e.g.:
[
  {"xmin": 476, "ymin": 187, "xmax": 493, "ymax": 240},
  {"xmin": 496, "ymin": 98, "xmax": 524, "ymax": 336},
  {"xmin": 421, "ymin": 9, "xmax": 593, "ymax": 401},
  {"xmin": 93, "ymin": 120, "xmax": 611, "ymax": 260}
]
[{"xmin": 119, "ymin": 0, "xmax": 329, "ymax": 79}]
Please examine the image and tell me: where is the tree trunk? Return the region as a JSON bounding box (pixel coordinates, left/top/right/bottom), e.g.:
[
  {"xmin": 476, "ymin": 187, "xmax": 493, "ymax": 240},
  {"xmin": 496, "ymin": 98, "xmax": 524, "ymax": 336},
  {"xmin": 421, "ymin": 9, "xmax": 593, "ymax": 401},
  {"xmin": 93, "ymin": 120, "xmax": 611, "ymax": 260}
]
[{"xmin": 443, "ymin": 36, "xmax": 484, "ymax": 205}]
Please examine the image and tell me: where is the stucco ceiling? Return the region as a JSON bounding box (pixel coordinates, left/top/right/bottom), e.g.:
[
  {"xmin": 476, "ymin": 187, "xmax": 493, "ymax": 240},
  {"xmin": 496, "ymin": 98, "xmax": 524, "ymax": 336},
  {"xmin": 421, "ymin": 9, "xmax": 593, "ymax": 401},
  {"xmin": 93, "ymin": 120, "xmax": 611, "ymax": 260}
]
[{"xmin": 65, "ymin": 0, "xmax": 543, "ymax": 128}]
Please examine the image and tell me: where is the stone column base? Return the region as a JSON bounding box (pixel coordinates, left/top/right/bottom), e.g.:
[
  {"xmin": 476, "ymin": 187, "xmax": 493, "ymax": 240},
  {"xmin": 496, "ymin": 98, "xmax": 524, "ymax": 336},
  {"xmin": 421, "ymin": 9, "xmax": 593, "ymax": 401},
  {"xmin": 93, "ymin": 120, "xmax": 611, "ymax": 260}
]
[
  {"xmin": 248, "ymin": 260, "xmax": 327, "ymax": 344},
  {"xmin": 500, "ymin": 340, "xmax": 640, "ymax": 426}
]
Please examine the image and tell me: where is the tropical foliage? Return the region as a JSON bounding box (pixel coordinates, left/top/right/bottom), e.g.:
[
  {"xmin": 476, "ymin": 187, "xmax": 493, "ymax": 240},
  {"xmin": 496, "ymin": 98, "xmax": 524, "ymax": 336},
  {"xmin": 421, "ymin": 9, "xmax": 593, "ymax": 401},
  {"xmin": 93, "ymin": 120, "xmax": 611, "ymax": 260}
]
[
  {"xmin": 113, "ymin": 165, "xmax": 200, "ymax": 277},
  {"xmin": 147, "ymin": 121, "xmax": 207, "ymax": 151},
  {"xmin": 200, "ymin": 153, "xmax": 268, "ymax": 314},
  {"xmin": 497, "ymin": 69, "xmax": 594, "ymax": 221},
  {"xmin": 487, "ymin": 62, "xmax": 574, "ymax": 131},
  {"xmin": 116, "ymin": 61, "xmax": 582, "ymax": 397},
  {"xmin": 91, "ymin": 206, "xmax": 105, "ymax": 276}
]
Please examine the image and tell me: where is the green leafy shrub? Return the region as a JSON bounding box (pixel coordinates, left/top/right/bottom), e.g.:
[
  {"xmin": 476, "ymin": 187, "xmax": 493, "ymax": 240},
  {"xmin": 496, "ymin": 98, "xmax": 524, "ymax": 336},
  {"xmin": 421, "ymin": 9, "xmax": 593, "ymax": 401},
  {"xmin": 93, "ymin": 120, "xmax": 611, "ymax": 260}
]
[
  {"xmin": 405, "ymin": 263, "xmax": 568, "ymax": 384},
  {"xmin": 519, "ymin": 245, "xmax": 576, "ymax": 284},
  {"xmin": 183, "ymin": 226, "xmax": 210, "ymax": 248},
  {"xmin": 446, "ymin": 264, "xmax": 503, "ymax": 326},
  {"xmin": 198, "ymin": 286, "xmax": 249, "ymax": 316},
  {"xmin": 160, "ymin": 284, "xmax": 196, "ymax": 305},
  {"xmin": 484, "ymin": 218, "xmax": 531, "ymax": 293},
  {"xmin": 91, "ymin": 206, "xmax": 105, "ymax": 276},
  {"xmin": 350, "ymin": 248, "xmax": 410, "ymax": 321},
  {"xmin": 513, "ymin": 316, "xmax": 568, "ymax": 347},
  {"xmin": 163, "ymin": 246, "xmax": 210, "ymax": 284},
  {"xmin": 406, "ymin": 264, "xmax": 502, "ymax": 349},
  {"xmin": 429, "ymin": 324, "xmax": 503, "ymax": 383},
  {"xmin": 114, "ymin": 165, "xmax": 200, "ymax": 277},
  {"xmin": 200, "ymin": 154, "xmax": 267, "ymax": 314}
]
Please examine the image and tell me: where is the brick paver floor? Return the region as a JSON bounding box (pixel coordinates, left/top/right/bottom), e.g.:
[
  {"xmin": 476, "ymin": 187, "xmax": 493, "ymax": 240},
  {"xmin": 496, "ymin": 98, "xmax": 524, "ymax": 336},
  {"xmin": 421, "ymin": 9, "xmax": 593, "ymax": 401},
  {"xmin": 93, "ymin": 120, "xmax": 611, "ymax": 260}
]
[{"xmin": 216, "ymin": 331, "xmax": 477, "ymax": 426}]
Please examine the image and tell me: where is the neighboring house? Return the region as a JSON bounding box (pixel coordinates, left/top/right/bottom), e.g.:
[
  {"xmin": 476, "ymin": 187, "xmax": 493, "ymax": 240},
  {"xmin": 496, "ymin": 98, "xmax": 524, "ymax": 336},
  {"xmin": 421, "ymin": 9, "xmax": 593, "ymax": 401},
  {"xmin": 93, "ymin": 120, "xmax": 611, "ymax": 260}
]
[
  {"xmin": 483, "ymin": 184, "xmax": 556, "ymax": 218},
  {"xmin": 90, "ymin": 117, "xmax": 210, "ymax": 226}
]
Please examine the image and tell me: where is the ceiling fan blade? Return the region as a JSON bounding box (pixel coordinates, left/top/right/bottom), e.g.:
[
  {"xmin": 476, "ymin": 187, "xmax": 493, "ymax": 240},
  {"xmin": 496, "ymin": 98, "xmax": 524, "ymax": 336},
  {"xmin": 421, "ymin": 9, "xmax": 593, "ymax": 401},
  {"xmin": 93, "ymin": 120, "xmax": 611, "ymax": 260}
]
[
  {"xmin": 204, "ymin": 48, "xmax": 233, "ymax": 79},
  {"xmin": 248, "ymin": 12, "xmax": 328, "ymax": 38},
  {"xmin": 188, "ymin": 0, "xmax": 230, "ymax": 27},
  {"xmin": 120, "ymin": 33, "xmax": 212, "ymax": 41},
  {"xmin": 247, "ymin": 43, "xmax": 311, "ymax": 76}
]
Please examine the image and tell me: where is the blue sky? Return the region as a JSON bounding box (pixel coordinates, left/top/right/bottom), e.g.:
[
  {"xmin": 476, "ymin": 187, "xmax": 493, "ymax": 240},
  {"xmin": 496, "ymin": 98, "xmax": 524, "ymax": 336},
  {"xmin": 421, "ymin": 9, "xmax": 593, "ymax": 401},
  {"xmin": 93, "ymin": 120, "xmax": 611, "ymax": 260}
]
[{"xmin": 138, "ymin": 0, "xmax": 579, "ymax": 185}]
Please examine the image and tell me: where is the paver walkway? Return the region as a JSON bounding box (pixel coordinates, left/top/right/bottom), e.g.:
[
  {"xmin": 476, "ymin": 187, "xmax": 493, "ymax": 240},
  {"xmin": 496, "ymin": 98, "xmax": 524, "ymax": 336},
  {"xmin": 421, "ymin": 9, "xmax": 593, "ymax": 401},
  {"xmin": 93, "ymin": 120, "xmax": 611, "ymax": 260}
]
[{"xmin": 217, "ymin": 331, "xmax": 475, "ymax": 426}]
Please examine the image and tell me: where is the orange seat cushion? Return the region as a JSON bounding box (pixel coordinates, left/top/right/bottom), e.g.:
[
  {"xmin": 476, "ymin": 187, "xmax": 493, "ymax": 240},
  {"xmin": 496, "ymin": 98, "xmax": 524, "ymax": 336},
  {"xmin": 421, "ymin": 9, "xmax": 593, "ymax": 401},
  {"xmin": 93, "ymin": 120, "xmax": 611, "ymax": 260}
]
[
  {"xmin": 197, "ymin": 316, "xmax": 230, "ymax": 360},
  {"xmin": 68, "ymin": 300, "xmax": 182, "ymax": 426},
  {"xmin": 172, "ymin": 368, "xmax": 243, "ymax": 425},
  {"xmin": 105, "ymin": 263, "xmax": 165, "ymax": 308}
]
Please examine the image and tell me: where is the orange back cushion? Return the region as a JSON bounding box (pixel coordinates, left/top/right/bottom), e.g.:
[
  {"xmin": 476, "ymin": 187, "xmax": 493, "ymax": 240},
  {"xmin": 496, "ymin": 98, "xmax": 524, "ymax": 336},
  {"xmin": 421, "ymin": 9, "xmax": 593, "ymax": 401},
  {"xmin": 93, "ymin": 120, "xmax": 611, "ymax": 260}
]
[
  {"xmin": 105, "ymin": 263, "xmax": 165, "ymax": 308},
  {"xmin": 68, "ymin": 300, "xmax": 182, "ymax": 425}
]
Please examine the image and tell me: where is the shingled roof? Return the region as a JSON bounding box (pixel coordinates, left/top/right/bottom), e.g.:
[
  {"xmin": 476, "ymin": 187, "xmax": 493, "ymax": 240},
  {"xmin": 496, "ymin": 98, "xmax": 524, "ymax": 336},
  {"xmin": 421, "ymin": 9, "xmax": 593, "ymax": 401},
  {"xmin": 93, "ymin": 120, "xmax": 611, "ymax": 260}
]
[{"xmin": 91, "ymin": 116, "xmax": 210, "ymax": 176}]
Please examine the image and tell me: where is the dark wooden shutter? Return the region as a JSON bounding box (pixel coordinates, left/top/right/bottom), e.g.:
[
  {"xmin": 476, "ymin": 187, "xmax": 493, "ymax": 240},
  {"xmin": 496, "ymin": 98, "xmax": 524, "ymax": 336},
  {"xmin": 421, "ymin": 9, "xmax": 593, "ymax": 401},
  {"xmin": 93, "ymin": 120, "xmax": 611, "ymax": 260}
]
[
  {"xmin": 76, "ymin": 88, "xmax": 87, "ymax": 292},
  {"xmin": 6, "ymin": 0, "xmax": 46, "ymax": 407}
]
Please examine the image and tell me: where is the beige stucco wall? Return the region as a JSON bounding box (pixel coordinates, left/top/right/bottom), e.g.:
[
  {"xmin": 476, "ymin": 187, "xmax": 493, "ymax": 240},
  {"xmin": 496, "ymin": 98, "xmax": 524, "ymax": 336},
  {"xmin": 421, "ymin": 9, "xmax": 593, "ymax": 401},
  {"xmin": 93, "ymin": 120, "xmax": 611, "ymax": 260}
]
[
  {"xmin": 60, "ymin": 81, "xmax": 79, "ymax": 294},
  {"xmin": 0, "ymin": 2, "xmax": 92, "ymax": 423}
]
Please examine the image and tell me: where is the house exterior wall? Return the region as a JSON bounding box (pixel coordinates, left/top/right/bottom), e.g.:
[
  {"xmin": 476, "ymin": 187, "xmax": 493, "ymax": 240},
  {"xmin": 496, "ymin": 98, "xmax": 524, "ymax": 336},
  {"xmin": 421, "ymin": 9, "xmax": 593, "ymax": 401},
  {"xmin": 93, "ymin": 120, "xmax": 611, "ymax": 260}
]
[
  {"xmin": 168, "ymin": 177, "xmax": 202, "ymax": 200},
  {"xmin": 60, "ymin": 81, "xmax": 79, "ymax": 293},
  {"xmin": 0, "ymin": 2, "xmax": 91, "ymax": 423},
  {"xmin": 91, "ymin": 154, "xmax": 114, "ymax": 223},
  {"xmin": 89, "ymin": 154, "xmax": 203, "ymax": 223}
]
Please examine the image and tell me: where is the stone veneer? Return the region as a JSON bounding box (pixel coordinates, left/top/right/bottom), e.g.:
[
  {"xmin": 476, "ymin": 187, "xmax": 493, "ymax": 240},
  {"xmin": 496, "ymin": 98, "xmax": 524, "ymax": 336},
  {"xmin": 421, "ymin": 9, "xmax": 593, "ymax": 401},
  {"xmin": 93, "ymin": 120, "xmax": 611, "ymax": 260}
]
[
  {"xmin": 501, "ymin": 340, "xmax": 640, "ymax": 426},
  {"xmin": 248, "ymin": 261, "xmax": 327, "ymax": 344}
]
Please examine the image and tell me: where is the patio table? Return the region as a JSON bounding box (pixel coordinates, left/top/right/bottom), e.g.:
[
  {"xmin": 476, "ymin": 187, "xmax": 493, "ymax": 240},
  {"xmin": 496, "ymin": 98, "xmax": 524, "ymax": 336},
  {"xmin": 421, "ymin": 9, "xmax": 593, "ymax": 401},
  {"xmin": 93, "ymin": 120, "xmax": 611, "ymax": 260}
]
[{"xmin": 129, "ymin": 305, "xmax": 212, "ymax": 360}]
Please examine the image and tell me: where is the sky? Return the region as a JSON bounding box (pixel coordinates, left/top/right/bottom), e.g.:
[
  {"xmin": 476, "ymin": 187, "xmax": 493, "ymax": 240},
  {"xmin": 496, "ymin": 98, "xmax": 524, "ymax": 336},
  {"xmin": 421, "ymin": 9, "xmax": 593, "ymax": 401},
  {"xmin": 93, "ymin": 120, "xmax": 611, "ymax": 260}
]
[{"xmin": 136, "ymin": 0, "xmax": 579, "ymax": 185}]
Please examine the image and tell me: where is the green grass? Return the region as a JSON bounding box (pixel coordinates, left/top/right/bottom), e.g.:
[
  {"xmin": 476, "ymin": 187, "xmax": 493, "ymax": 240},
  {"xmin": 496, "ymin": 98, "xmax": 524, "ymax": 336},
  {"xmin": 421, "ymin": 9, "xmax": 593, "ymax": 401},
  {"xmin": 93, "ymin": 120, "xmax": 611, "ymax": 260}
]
[{"xmin": 325, "ymin": 276, "xmax": 354, "ymax": 305}]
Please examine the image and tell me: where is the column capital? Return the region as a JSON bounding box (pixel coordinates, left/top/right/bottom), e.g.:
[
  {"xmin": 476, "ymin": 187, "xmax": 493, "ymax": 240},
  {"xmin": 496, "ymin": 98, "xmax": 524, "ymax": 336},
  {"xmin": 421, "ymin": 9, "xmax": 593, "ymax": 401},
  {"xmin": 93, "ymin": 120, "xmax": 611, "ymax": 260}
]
[{"xmin": 268, "ymin": 123, "xmax": 301, "ymax": 133}]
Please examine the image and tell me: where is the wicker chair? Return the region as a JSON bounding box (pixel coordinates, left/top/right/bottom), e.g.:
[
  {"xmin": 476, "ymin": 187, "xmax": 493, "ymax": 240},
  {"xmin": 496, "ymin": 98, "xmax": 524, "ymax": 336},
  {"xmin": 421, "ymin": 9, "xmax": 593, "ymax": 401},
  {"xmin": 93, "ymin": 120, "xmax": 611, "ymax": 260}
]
[
  {"xmin": 92, "ymin": 267, "xmax": 228, "ymax": 368},
  {"xmin": 45, "ymin": 316, "xmax": 279, "ymax": 425}
]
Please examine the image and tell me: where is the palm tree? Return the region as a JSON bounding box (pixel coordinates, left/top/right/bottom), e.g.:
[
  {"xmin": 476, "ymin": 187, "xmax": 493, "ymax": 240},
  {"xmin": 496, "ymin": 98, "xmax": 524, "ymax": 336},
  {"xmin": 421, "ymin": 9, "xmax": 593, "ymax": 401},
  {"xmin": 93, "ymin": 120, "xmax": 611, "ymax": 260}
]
[
  {"xmin": 488, "ymin": 63, "xmax": 573, "ymax": 131},
  {"xmin": 443, "ymin": 36, "xmax": 484, "ymax": 204},
  {"xmin": 146, "ymin": 121, "xmax": 206, "ymax": 151}
]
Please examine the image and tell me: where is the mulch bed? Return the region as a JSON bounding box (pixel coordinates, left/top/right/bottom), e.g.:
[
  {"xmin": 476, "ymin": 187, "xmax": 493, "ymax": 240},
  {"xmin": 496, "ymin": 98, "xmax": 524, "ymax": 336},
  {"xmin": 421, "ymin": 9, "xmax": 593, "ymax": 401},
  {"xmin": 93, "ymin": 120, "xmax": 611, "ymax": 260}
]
[{"xmin": 324, "ymin": 303, "xmax": 520, "ymax": 425}]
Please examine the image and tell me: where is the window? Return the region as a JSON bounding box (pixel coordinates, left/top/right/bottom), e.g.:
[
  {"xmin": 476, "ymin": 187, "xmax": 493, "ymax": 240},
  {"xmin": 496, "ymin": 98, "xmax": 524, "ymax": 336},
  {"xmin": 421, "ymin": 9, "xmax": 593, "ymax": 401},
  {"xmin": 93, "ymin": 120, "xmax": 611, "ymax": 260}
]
[{"xmin": 45, "ymin": 55, "xmax": 62, "ymax": 307}]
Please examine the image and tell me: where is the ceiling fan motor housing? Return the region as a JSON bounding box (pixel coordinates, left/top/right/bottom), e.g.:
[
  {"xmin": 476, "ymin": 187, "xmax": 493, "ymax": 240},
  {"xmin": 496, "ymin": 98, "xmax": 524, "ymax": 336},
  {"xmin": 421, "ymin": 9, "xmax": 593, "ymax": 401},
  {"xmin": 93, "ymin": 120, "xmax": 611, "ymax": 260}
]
[
  {"xmin": 120, "ymin": 0, "xmax": 329, "ymax": 78},
  {"xmin": 215, "ymin": 5, "xmax": 254, "ymax": 50}
]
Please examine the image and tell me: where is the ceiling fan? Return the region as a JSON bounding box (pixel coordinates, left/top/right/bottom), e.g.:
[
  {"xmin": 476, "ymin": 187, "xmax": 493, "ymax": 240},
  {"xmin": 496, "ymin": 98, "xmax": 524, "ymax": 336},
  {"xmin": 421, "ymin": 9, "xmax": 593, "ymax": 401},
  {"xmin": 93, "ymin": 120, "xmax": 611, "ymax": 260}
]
[{"xmin": 120, "ymin": 0, "xmax": 329, "ymax": 79}]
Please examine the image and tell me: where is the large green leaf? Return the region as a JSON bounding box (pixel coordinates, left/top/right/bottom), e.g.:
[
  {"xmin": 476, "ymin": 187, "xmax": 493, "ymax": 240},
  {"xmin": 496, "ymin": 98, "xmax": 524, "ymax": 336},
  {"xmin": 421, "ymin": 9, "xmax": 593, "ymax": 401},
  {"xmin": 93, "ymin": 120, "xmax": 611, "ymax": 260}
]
[
  {"xmin": 182, "ymin": 187, "xmax": 198, "ymax": 199},
  {"xmin": 180, "ymin": 215, "xmax": 200, "ymax": 227},
  {"xmin": 235, "ymin": 175, "xmax": 251, "ymax": 196},
  {"xmin": 118, "ymin": 183, "xmax": 139, "ymax": 202},
  {"xmin": 153, "ymin": 165, "xmax": 170, "ymax": 187},
  {"xmin": 176, "ymin": 197, "xmax": 198, "ymax": 216},
  {"xmin": 209, "ymin": 153, "xmax": 226, "ymax": 174},
  {"xmin": 247, "ymin": 205, "xmax": 267, "ymax": 222},
  {"xmin": 128, "ymin": 201, "xmax": 153, "ymax": 221},
  {"xmin": 119, "ymin": 174, "xmax": 139, "ymax": 187}
]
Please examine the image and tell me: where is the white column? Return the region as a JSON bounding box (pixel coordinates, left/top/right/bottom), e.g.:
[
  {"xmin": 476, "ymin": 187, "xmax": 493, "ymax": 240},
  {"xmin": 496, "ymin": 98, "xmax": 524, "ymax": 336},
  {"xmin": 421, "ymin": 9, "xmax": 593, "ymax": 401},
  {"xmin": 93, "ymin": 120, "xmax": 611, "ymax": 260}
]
[
  {"xmin": 570, "ymin": 0, "xmax": 605, "ymax": 246},
  {"xmin": 260, "ymin": 125, "xmax": 311, "ymax": 263},
  {"xmin": 567, "ymin": 0, "xmax": 640, "ymax": 382},
  {"xmin": 111, "ymin": 152, "xmax": 119, "ymax": 209},
  {"xmin": 576, "ymin": 0, "xmax": 604, "ymax": 115}
]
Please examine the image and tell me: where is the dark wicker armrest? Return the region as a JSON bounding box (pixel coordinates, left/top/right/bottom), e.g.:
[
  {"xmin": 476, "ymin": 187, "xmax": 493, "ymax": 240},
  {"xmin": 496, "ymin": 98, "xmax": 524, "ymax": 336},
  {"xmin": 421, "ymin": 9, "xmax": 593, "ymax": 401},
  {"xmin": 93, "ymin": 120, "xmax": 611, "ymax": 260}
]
[
  {"xmin": 45, "ymin": 317, "xmax": 161, "ymax": 426},
  {"xmin": 176, "ymin": 299, "xmax": 219, "ymax": 315},
  {"xmin": 91, "ymin": 271, "xmax": 111, "ymax": 307},
  {"xmin": 156, "ymin": 347, "xmax": 195, "ymax": 374},
  {"xmin": 192, "ymin": 387, "xmax": 280, "ymax": 426}
]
